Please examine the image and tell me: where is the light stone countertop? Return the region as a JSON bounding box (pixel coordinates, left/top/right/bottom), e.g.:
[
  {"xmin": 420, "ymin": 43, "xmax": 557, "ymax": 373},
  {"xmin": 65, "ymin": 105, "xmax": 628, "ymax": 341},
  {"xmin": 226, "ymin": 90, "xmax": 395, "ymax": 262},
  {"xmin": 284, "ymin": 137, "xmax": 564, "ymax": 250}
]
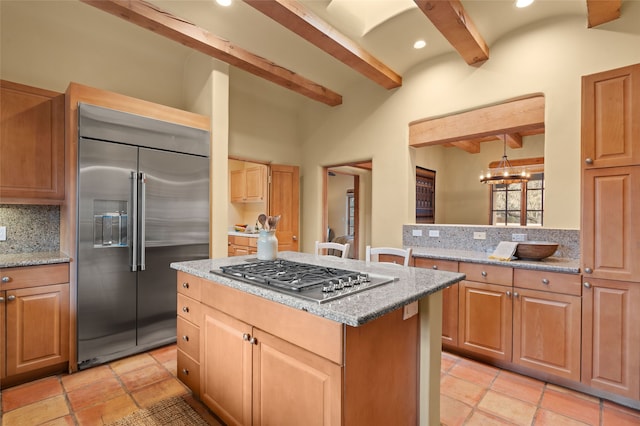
[
  {"xmin": 228, "ymin": 231, "xmax": 259, "ymax": 238},
  {"xmin": 410, "ymin": 246, "xmax": 580, "ymax": 274},
  {"xmin": 0, "ymin": 251, "xmax": 71, "ymax": 268},
  {"xmin": 171, "ymin": 251, "xmax": 465, "ymax": 327}
]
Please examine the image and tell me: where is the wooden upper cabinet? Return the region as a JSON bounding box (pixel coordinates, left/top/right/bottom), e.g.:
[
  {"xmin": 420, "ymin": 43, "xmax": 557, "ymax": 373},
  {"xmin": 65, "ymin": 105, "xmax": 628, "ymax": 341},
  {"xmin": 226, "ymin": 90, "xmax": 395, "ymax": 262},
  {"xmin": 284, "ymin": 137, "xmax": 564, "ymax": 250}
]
[
  {"xmin": 230, "ymin": 165, "xmax": 267, "ymax": 203},
  {"xmin": 582, "ymin": 166, "xmax": 640, "ymax": 282},
  {"xmin": 581, "ymin": 63, "xmax": 640, "ymax": 169},
  {"xmin": 0, "ymin": 80, "xmax": 65, "ymax": 202}
]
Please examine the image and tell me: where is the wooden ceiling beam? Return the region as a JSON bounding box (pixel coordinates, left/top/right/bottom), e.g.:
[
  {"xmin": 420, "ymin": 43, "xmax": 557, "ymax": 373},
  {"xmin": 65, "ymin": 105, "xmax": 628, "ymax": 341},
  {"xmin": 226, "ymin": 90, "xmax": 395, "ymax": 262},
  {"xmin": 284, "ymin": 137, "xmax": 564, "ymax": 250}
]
[
  {"xmin": 450, "ymin": 140, "xmax": 480, "ymax": 154},
  {"xmin": 505, "ymin": 132, "xmax": 523, "ymax": 149},
  {"xmin": 414, "ymin": 0, "xmax": 489, "ymax": 65},
  {"xmin": 586, "ymin": 0, "xmax": 621, "ymax": 28},
  {"xmin": 243, "ymin": 0, "xmax": 401, "ymax": 89},
  {"xmin": 409, "ymin": 94, "xmax": 545, "ymax": 148},
  {"xmin": 80, "ymin": 0, "xmax": 342, "ymax": 106}
]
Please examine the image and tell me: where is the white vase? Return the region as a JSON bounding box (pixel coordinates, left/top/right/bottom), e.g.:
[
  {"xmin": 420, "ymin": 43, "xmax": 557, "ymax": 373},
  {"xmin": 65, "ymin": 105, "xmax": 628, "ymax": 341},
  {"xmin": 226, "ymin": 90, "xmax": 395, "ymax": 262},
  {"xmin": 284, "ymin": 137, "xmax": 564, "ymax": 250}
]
[{"xmin": 257, "ymin": 230, "xmax": 278, "ymax": 260}]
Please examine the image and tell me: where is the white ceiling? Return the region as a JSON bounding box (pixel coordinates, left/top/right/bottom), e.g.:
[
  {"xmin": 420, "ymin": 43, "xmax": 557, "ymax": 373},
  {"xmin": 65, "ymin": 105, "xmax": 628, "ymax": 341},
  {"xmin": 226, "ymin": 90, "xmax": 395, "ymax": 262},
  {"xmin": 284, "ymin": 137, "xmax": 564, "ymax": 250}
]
[{"xmin": 150, "ymin": 0, "xmax": 589, "ymax": 93}]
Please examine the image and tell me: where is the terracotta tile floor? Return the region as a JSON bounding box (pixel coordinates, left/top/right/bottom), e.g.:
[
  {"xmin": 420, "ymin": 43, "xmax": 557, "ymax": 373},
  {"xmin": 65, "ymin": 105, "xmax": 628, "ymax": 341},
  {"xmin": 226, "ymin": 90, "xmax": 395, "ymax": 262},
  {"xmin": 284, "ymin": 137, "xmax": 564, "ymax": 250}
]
[
  {"xmin": 1, "ymin": 346, "xmax": 639, "ymax": 425},
  {"xmin": 440, "ymin": 351, "xmax": 640, "ymax": 426}
]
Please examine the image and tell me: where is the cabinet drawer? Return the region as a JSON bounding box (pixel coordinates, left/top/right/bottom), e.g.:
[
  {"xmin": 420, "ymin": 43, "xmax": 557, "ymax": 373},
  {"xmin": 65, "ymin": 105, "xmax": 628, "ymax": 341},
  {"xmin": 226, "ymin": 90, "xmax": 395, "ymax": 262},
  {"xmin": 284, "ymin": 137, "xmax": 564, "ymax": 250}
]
[
  {"xmin": 459, "ymin": 262, "xmax": 512, "ymax": 286},
  {"xmin": 177, "ymin": 349, "xmax": 200, "ymax": 396},
  {"xmin": 413, "ymin": 257, "xmax": 458, "ymax": 272},
  {"xmin": 514, "ymin": 269, "xmax": 581, "ymax": 296},
  {"xmin": 177, "ymin": 293, "xmax": 201, "ymax": 326},
  {"xmin": 233, "ymin": 236, "xmax": 250, "ymax": 246},
  {"xmin": 177, "ymin": 317, "xmax": 200, "ymax": 360},
  {"xmin": 248, "ymin": 238, "xmax": 258, "ymax": 248},
  {"xmin": 1, "ymin": 263, "xmax": 69, "ymax": 290},
  {"xmin": 177, "ymin": 271, "xmax": 201, "ymax": 301}
]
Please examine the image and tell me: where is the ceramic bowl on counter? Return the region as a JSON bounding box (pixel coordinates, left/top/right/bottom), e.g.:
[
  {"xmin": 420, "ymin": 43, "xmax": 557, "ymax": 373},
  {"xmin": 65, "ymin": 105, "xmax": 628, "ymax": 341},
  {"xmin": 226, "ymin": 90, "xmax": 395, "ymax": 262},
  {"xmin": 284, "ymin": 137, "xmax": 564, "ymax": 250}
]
[{"xmin": 515, "ymin": 241, "xmax": 558, "ymax": 260}]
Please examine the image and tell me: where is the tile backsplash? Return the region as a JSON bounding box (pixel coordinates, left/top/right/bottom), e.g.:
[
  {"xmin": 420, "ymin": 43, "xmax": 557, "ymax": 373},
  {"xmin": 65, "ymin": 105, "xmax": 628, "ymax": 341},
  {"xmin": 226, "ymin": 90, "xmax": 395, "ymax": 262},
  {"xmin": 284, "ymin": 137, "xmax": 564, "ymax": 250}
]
[
  {"xmin": 403, "ymin": 224, "xmax": 580, "ymax": 259},
  {"xmin": 0, "ymin": 205, "xmax": 60, "ymax": 253}
]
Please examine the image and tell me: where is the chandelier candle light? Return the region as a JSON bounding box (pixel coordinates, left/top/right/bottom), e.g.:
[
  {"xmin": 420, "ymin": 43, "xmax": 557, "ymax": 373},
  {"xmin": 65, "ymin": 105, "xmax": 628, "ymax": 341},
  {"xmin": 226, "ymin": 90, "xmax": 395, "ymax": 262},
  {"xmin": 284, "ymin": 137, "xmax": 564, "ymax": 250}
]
[{"xmin": 480, "ymin": 134, "xmax": 531, "ymax": 185}]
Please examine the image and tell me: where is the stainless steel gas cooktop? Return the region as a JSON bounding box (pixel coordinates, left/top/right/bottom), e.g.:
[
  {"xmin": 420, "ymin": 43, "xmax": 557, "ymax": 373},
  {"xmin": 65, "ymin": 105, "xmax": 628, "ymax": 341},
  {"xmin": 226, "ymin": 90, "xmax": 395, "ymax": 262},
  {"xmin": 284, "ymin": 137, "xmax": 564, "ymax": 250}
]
[{"xmin": 212, "ymin": 259, "xmax": 397, "ymax": 304}]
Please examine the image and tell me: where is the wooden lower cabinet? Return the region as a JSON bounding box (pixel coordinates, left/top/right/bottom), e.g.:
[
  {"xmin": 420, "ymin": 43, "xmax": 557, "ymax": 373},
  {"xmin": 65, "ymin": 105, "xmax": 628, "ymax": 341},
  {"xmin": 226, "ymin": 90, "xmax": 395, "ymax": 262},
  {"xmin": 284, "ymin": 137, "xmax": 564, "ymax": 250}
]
[
  {"xmin": 582, "ymin": 278, "xmax": 640, "ymax": 400},
  {"xmin": 176, "ymin": 272, "xmax": 202, "ymax": 398},
  {"xmin": 512, "ymin": 288, "xmax": 581, "ymax": 381},
  {"xmin": 458, "ymin": 280, "xmax": 512, "ymax": 361},
  {"xmin": 228, "ymin": 235, "xmax": 258, "ymax": 257},
  {"xmin": 1, "ymin": 263, "xmax": 70, "ymax": 387}
]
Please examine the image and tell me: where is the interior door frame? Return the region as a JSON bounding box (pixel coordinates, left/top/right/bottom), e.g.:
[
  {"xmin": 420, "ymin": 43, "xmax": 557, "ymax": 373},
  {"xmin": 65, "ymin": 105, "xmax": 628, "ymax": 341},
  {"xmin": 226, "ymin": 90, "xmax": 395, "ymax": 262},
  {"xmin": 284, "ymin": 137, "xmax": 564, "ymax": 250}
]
[{"xmin": 323, "ymin": 163, "xmax": 368, "ymax": 259}]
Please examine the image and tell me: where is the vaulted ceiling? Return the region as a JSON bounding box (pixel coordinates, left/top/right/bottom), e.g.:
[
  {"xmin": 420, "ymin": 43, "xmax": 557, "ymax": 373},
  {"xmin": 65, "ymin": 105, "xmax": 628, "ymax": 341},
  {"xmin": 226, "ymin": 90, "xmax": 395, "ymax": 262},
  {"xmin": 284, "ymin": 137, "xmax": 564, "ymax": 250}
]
[{"xmin": 81, "ymin": 0, "xmax": 623, "ymax": 107}]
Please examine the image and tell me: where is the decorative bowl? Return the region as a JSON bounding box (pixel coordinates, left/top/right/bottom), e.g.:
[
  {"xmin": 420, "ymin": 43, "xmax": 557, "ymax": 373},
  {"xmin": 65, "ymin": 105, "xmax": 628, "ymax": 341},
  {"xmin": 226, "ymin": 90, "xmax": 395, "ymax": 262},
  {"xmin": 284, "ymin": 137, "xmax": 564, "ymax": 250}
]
[
  {"xmin": 515, "ymin": 242, "xmax": 558, "ymax": 260},
  {"xmin": 234, "ymin": 225, "xmax": 247, "ymax": 232}
]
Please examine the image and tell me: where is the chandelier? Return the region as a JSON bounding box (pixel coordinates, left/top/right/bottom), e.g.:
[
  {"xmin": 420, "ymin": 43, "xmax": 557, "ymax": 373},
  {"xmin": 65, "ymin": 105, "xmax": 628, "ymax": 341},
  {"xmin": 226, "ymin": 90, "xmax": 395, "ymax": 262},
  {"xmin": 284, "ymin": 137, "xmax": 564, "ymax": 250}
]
[{"xmin": 479, "ymin": 134, "xmax": 530, "ymax": 185}]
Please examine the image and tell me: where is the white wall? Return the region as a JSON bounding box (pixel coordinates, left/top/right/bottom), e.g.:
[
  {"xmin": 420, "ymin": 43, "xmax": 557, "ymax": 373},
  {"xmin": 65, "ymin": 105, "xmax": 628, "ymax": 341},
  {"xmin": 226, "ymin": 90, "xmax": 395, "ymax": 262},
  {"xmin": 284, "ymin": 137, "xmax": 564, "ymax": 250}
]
[{"xmin": 298, "ymin": 10, "xmax": 640, "ymax": 252}]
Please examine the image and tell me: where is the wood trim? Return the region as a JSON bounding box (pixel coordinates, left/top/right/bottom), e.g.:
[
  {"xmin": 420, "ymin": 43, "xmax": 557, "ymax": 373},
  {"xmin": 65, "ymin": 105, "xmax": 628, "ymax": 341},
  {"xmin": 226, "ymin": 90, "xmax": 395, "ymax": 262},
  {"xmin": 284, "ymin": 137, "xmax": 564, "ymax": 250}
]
[
  {"xmin": 586, "ymin": 0, "xmax": 621, "ymax": 28},
  {"xmin": 409, "ymin": 94, "xmax": 545, "ymax": 148},
  {"xmin": 243, "ymin": 0, "xmax": 401, "ymax": 89},
  {"xmin": 80, "ymin": 0, "xmax": 342, "ymax": 106},
  {"xmin": 414, "ymin": 0, "xmax": 489, "ymax": 65}
]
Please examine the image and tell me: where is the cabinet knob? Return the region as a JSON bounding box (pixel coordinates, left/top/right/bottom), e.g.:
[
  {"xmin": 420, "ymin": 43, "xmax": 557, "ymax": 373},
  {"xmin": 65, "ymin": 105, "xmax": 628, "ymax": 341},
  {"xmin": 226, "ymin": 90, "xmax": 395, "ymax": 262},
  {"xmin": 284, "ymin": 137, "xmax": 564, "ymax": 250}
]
[
  {"xmin": 293, "ymin": 236, "xmax": 297, "ymax": 241},
  {"xmin": 584, "ymin": 267, "xmax": 593, "ymax": 274},
  {"xmin": 541, "ymin": 278, "xmax": 549, "ymax": 285},
  {"xmin": 0, "ymin": 296, "xmax": 4, "ymax": 302},
  {"xmin": 182, "ymin": 306, "xmax": 189, "ymax": 313},
  {"xmin": 432, "ymin": 265, "xmax": 438, "ymax": 270},
  {"xmin": 182, "ymin": 335, "xmax": 189, "ymax": 341},
  {"xmin": 7, "ymin": 295, "xmax": 16, "ymax": 301},
  {"xmin": 514, "ymin": 291, "xmax": 520, "ymax": 298},
  {"xmin": 182, "ymin": 368, "xmax": 189, "ymax": 375},
  {"xmin": 506, "ymin": 291, "xmax": 511, "ymax": 297},
  {"xmin": 1, "ymin": 276, "xmax": 10, "ymax": 283},
  {"xmin": 481, "ymin": 271, "xmax": 487, "ymax": 277},
  {"xmin": 249, "ymin": 337, "xmax": 258, "ymax": 345},
  {"xmin": 583, "ymin": 282, "xmax": 592, "ymax": 289},
  {"xmin": 182, "ymin": 282, "xmax": 189, "ymax": 289},
  {"xmin": 585, "ymin": 157, "xmax": 593, "ymax": 165},
  {"xmin": 243, "ymin": 333, "xmax": 250, "ymax": 341}
]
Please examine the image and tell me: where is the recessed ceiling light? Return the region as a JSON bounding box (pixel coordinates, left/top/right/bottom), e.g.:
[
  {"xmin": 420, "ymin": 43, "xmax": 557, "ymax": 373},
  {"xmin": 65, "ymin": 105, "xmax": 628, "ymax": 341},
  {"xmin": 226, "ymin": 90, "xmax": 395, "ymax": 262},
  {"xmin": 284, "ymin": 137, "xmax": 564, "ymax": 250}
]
[
  {"xmin": 413, "ymin": 40, "xmax": 427, "ymax": 49},
  {"xmin": 216, "ymin": 0, "xmax": 232, "ymax": 6},
  {"xmin": 515, "ymin": 0, "xmax": 534, "ymax": 8}
]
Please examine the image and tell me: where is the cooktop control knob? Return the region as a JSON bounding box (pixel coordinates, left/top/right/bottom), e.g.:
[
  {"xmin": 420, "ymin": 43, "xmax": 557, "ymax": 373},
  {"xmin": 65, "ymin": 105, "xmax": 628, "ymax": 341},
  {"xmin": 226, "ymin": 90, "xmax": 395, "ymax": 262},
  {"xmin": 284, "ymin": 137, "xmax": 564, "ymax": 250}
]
[
  {"xmin": 322, "ymin": 282, "xmax": 334, "ymax": 292},
  {"xmin": 343, "ymin": 277, "xmax": 354, "ymax": 287},
  {"xmin": 335, "ymin": 279, "xmax": 345, "ymax": 290}
]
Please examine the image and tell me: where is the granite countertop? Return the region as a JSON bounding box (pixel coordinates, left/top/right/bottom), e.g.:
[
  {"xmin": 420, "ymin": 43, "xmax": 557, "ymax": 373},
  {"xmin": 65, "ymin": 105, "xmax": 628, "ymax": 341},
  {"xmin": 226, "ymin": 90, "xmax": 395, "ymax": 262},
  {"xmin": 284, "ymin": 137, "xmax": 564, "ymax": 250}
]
[
  {"xmin": 0, "ymin": 251, "xmax": 71, "ymax": 268},
  {"xmin": 171, "ymin": 251, "xmax": 465, "ymax": 327},
  {"xmin": 228, "ymin": 231, "xmax": 259, "ymax": 238},
  {"xmin": 410, "ymin": 246, "xmax": 580, "ymax": 274}
]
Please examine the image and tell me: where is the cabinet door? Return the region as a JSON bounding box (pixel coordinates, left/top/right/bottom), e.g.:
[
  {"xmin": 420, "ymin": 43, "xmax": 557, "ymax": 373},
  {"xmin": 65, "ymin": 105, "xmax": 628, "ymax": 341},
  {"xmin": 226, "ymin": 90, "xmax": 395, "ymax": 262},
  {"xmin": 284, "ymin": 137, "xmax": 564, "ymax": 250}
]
[
  {"xmin": 230, "ymin": 169, "xmax": 246, "ymax": 202},
  {"xmin": 0, "ymin": 81, "xmax": 65, "ymax": 201},
  {"xmin": 513, "ymin": 288, "xmax": 581, "ymax": 381},
  {"xmin": 581, "ymin": 64, "xmax": 640, "ymax": 169},
  {"xmin": 201, "ymin": 305, "xmax": 252, "ymax": 426},
  {"xmin": 244, "ymin": 166, "xmax": 266, "ymax": 202},
  {"xmin": 582, "ymin": 166, "xmax": 640, "ymax": 282},
  {"xmin": 582, "ymin": 278, "xmax": 640, "ymax": 399},
  {"xmin": 5, "ymin": 284, "xmax": 69, "ymax": 376},
  {"xmin": 458, "ymin": 281, "xmax": 512, "ymax": 361},
  {"xmin": 1, "ymin": 291, "xmax": 5, "ymax": 380},
  {"xmin": 252, "ymin": 328, "xmax": 341, "ymax": 426},
  {"xmin": 269, "ymin": 164, "xmax": 300, "ymax": 252}
]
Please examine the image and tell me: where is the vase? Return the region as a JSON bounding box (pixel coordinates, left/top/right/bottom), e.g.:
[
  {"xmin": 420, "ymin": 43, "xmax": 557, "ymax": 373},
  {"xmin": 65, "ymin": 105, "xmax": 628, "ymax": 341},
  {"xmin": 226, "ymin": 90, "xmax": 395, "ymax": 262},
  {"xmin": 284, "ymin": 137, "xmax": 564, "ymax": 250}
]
[{"xmin": 257, "ymin": 230, "xmax": 278, "ymax": 261}]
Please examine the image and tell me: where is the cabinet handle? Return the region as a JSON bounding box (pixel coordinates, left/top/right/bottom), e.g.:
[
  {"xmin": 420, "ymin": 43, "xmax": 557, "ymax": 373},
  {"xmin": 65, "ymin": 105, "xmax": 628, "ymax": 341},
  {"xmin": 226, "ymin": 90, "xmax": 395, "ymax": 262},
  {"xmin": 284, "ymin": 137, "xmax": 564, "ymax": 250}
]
[
  {"xmin": 182, "ymin": 335, "xmax": 189, "ymax": 341},
  {"xmin": 293, "ymin": 236, "xmax": 297, "ymax": 241},
  {"xmin": 585, "ymin": 157, "xmax": 593, "ymax": 165},
  {"xmin": 182, "ymin": 368, "xmax": 189, "ymax": 375},
  {"xmin": 182, "ymin": 282, "xmax": 189, "ymax": 289},
  {"xmin": 481, "ymin": 271, "xmax": 487, "ymax": 277},
  {"xmin": 182, "ymin": 306, "xmax": 189, "ymax": 313},
  {"xmin": 584, "ymin": 282, "xmax": 592, "ymax": 289},
  {"xmin": 541, "ymin": 278, "xmax": 549, "ymax": 285},
  {"xmin": 243, "ymin": 333, "xmax": 250, "ymax": 341},
  {"xmin": 584, "ymin": 267, "xmax": 593, "ymax": 274},
  {"xmin": 249, "ymin": 337, "xmax": 258, "ymax": 345},
  {"xmin": 506, "ymin": 291, "xmax": 511, "ymax": 297},
  {"xmin": 1, "ymin": 276, "xmax": 10, "ymax": 283},
  {"xmin": 432, "ymin": 265, "xmax": 438, "ymax": 270},
  {"xmin": 7, "ymin": 295, "xmax": 16, "ymax": 301},
  {"xmin": 514, "ymin": 292, "xmax": 519, "ymax": 298},
  {"xmin": 0, "ymin": 296, "xmax": 4, "ymax": 302}
]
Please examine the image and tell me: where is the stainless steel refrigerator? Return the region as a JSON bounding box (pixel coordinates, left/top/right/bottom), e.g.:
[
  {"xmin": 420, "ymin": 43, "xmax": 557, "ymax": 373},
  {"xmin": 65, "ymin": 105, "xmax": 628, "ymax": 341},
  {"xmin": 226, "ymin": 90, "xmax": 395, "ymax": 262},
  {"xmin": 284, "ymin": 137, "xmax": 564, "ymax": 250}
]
[{"xmin": 77, "ymin": 103, "xmax": 209, "ymax": 370}]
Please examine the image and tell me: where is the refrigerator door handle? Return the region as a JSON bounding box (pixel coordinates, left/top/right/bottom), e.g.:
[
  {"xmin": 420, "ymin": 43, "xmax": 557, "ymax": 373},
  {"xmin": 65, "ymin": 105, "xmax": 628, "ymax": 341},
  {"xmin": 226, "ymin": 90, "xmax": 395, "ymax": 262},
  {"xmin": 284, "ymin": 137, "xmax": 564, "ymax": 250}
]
[
  {"xmin": 130, "ymin": 171, "xmax": 138, "ymax": 271},
  {"xmin": 140, "ymin": 172, "xmax": 147, "ymax": 271}
]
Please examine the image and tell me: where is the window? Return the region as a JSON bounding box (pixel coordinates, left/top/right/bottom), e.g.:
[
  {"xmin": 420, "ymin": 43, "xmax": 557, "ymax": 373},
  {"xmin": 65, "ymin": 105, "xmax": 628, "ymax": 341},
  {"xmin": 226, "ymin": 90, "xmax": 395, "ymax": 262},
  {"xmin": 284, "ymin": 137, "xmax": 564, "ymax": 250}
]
[
  {"xmin": 491, "ymin": 172, "xmax": 544, "ymax": 226},
  {"xmin": 346, "ymin": 190, "xmax": 355, "ymax": 236}
]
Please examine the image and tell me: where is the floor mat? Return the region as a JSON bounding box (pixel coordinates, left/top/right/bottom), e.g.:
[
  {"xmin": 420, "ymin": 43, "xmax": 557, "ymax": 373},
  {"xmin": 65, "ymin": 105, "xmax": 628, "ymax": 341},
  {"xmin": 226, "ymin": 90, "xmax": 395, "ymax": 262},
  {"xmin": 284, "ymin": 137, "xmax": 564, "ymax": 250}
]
[{"xmin": 107, "ymin": 396, "xmax": 211, "ymax": 426}]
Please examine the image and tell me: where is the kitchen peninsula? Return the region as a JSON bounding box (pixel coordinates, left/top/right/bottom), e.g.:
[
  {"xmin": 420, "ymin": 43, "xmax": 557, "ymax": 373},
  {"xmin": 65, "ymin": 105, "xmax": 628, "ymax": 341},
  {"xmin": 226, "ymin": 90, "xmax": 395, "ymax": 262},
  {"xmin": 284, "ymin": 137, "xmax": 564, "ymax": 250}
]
[{"xmin": 171, "ymin": 251, "xmax": 465, "ymax": 426}]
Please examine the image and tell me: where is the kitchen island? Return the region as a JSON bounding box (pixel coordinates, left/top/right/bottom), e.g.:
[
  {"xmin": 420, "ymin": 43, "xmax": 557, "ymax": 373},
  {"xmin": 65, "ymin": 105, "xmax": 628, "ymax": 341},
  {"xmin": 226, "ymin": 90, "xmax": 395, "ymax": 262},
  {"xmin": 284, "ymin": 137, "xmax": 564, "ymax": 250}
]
[{"xmin": 171, "ymin": 251, "xmax": 465, "ymax": 426}]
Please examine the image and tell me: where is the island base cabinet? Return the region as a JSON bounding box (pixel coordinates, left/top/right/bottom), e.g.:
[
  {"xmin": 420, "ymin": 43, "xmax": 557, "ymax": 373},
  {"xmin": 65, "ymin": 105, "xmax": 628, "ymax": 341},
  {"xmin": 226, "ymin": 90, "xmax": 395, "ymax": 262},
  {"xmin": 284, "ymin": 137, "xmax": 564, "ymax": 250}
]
[
  {"xmin": 458, "ymin": 281, "xmax": 512, "ymax": 361},
  {"xmin": 582, "ymin": 278, "xmax": 640, "ymax": 400},
  {"xmin": 512, "ymin": 288, "xmax": 581, "ymax": 381}
]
